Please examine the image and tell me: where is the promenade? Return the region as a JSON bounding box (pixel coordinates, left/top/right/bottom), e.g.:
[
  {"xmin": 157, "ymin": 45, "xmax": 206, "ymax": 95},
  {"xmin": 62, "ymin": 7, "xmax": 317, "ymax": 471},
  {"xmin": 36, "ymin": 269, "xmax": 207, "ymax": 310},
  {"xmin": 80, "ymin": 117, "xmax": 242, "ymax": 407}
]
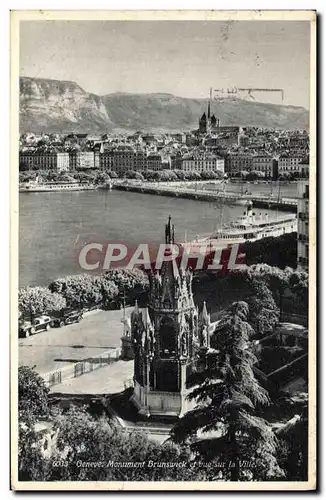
[{"xmin": 19, "ymin": 308, "xmax": 132, "ymax": 376}]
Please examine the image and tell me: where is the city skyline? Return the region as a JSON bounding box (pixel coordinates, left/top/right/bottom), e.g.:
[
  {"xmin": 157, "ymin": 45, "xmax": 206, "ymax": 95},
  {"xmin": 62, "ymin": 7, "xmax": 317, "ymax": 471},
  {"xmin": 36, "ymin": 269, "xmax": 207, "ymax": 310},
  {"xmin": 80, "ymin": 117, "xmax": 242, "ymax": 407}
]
[{"xmin": 20, "ymin": 20, "xmax": 311, "ymax": 108}]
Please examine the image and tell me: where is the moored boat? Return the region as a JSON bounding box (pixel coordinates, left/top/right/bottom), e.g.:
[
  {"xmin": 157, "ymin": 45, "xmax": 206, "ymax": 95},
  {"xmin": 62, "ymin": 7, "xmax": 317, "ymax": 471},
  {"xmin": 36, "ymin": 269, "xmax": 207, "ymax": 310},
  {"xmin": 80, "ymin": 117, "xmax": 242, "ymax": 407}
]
[
  {"xmin": 19, "ymin": 180, "xmax": 98, "ymax": 193},
  {"xmin": 181, "ymin": 201, "xmax": 297, "ymax": 252}
]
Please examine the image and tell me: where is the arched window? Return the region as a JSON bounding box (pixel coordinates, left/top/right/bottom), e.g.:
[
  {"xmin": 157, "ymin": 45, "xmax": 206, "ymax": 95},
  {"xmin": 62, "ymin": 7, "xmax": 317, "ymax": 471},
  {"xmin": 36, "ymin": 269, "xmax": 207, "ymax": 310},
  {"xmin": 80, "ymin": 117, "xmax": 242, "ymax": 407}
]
[{"xmin": 159, "ymin": 316, "xmax": 177, "ymax": 354}]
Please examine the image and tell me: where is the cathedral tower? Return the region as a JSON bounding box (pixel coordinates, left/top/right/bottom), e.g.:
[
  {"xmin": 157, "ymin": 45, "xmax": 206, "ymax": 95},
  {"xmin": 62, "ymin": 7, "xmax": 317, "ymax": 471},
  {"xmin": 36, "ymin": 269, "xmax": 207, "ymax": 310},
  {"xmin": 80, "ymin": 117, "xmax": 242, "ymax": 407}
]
[{"xmin": 129, "ymin": 216, "xmax": 211, "ymax": 418}]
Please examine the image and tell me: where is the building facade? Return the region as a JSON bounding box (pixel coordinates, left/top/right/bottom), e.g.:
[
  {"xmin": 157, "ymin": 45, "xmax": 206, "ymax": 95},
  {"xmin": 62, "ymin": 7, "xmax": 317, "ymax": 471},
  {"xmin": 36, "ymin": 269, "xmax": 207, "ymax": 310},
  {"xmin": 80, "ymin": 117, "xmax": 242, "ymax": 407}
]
[
  {"xmin": 19, "ymin": 152, "xmax": 69, "ymax": 171},
  {"xmin": 181, "ymin": 154, "xmax": 224, "ymax": 174},
  {"xmin": 224, "ymin": 154, "xmax": 253, "ymax": 175},
  {"xmin": 297, "ymin": 181, "xmax": 309, "ymax": 270},
  {"xmin": 252, "ymin": 155, "xmax": 277, "ymax": 178},
  {"xmin": 278, "ymin": 156, "xmax": 305, "ymax": 174},
  {"xmin": 56, "ymin": 152, "xmax": 70, "ymax": 172}
]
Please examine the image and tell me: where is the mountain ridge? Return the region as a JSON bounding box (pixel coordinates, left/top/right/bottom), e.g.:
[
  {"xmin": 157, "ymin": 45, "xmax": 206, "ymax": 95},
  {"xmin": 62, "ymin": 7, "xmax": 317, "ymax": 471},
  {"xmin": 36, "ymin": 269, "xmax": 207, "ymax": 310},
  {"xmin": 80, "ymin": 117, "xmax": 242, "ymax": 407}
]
[{"xmin": 20, "ymin": 76, "xmax": 309, "ymax": 133}]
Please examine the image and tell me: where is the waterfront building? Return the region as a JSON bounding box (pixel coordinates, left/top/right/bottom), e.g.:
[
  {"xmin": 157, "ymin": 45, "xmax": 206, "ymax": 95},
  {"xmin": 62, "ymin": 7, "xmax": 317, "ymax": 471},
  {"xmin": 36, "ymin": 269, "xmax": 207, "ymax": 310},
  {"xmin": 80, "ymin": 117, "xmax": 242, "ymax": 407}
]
[
  {"xmin": 278, "ymin": 155, "xmax": 305, "ymax": 175},
  {"xmin": 181, "ymin": 153, "xmax": 224, "ymax": 174},
  {"xmin": 123, "ymin": 216, "xmax": 212, "ymax": 417},
  {"xmin": 297, "ymin": 181, "xmax": 309, "ymax": 270},
  {"xmin": 252, "ymin": 155, "xmax": 277, "ymax": 179},
  {"xmin": 99, "ymin": 150, "xmax": 114, "ymax": 171},
  {"xmin": 56, "ymin": 152, "xmax": 70, "ymax": 172},
  {"xmin": 68, "ymin": 151, "xmax": 95, "ymax": 170},
  {"xmin": 110, "ymin": 145, "xmax": 135, "ymax": 174},
  {"xmin": 19, "ymin": 151, "xmax": 69, "ymax": 171},
  {"xmin": 299, "ymin": 157, "xmax": 309, "ymax": 178},
  {"xmin": 146, "ymin": 153, "xmax": 162, "ymax": 171},
  {"xmin": 224, "ymin": 154, "xmax": 253, "ymax": 175}
]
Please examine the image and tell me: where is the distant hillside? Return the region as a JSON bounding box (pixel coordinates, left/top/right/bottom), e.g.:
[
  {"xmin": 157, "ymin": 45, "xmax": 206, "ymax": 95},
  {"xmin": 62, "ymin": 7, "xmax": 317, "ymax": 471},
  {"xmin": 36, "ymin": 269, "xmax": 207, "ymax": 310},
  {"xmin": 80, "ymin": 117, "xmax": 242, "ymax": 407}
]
[{"xmin": 20, "ymin": 76, "xmax": 309, "ymax": 133}]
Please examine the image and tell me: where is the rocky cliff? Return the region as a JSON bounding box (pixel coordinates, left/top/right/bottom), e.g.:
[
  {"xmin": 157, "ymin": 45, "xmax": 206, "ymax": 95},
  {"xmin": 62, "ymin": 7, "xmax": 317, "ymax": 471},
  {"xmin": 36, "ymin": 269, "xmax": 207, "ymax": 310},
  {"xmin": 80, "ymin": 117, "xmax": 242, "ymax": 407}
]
[{"xmin": 20, "ymin": 77, "xmax": 309, "ymax": 133}]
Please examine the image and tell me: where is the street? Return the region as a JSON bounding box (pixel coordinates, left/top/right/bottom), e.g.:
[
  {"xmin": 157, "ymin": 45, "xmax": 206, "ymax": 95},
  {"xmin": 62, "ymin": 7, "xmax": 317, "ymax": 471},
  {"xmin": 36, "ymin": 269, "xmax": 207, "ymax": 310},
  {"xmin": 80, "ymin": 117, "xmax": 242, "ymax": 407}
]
[{"xmin": 19, "ymin": 307, "xmax": 133, "ymax": 375}]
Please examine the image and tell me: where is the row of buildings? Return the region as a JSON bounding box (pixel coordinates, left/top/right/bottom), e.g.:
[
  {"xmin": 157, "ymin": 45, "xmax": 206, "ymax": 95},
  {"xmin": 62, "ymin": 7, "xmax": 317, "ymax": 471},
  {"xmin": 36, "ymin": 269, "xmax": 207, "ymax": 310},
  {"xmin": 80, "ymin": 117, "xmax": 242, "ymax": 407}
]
[
  {"xmin": 19, "ymin": 148, "xmax": 309, "ymax": 178},
  {"xmin": 19, "ymin": 105, "xmax": 309, "ymax": 178}
]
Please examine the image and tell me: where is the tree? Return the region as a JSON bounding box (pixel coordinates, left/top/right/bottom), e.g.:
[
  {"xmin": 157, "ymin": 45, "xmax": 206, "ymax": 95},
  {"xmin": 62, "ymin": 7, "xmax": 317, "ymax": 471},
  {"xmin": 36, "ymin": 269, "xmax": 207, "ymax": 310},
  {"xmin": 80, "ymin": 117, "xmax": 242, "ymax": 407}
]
[
  {"xmin": 277, "ymin": 404, "xmax": 308, "ymax": 481},
  {"xmin": 19, "ymin": 171, "xmax": 37, "ymax": 183},
  {"xmin": 124, "ymin": 170, "xmax": 139, "ymax": 180},
  {"xmin": 241, "ymin": 264, "xmax": 292, "ymax": 317},
  {"xmin": 246, "ymin": 280, "xmax": 280, "ymax": 338},
  {"xmin": 18, "ymin": 366, "xmax": 52, "ymax": 481},
  {"xmin": 243, "ymin": 233, "xmax": 297, "ymax": 269},
  {"xmin": 103, "ymin": 268, "xmax": 149, "ymax": 303},
  {"xmin": 247, "ymin": 170, "xmax": 265, "ymax": 181},
  {"xmin": 288, "ymin": 270, "xmax": 308, "ymax": 314},
  {"xmin": 278, "ymin": 172, "xmax": 292, "ymax": 181},
  {"xmin": 141, "ymin": 169, "xmax": 156, "ymax": 181},
  {"xmin": 94, "ymin": 171, "xmax": 111, "ymax": 186},
  {"xmin": 18, "ymin": 415, "xmax": 51, "ymax": 481},
  {"xmin": 233, "ymin": 170, "xmax": 249, "ymax": 179},
  {"xmin": 18, "ymin": 366, "xmax": 49, "ymax": 420},
  {"xmin": 18, "ymin": 287, "xmax": 66, "ymax": 320},
  {"xmin": 171, "ymin": 302, "xmax": 284, "ymax": 481},
  {"xmin": 49, "ymin": 274, "xmax": 103, "ymax": 310},
  {"xmin": 48, "ymin": 406, "xmax": 200, "ymax": 481},
  {"xmin": 200, "ymin": 170, "xmax": 223, "ymax": 180},
  {"xmin": 19, "ymin": 162, "xmax": 30, "ymax": 172},
  {"xmin": 186, "ymin": 171, "xmax": 201, "ymax": 181},
  {"xmin": 157, "ymin": 169, "xmax": 178, "ymax": 182},
  {"xmin": 93, "ymin": 276, "xmax": 119, "ymax": 309},
  {"xmin": 175, "ymin": 170, "xmax": 187, "ymax": 181}
]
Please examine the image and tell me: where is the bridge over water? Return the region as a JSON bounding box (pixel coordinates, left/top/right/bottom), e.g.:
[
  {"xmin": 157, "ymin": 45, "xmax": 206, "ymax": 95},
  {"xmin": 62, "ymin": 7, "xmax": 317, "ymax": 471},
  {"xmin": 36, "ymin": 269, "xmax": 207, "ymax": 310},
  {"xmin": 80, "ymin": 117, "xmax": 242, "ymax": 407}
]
[{"xmin": 113, "ymin": 181, "xmax": 297, "ymax": 213}]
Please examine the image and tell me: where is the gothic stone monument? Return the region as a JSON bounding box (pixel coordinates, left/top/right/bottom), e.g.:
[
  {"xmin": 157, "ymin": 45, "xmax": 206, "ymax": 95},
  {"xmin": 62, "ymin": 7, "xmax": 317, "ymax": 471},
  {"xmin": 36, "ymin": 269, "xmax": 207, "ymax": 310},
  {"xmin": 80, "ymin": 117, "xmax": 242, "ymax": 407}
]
[{"xmin": 123, "ymin": 216, "xmax": 211, "ymax": 418}]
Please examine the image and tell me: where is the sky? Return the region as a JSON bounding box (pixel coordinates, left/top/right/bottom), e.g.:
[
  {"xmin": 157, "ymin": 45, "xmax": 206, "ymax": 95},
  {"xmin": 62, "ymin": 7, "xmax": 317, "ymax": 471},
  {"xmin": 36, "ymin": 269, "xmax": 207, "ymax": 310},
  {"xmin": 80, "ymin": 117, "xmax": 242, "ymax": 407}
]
[{"xmin": 20, "ymin": 20, "xmax": 311, "ymax": 108}]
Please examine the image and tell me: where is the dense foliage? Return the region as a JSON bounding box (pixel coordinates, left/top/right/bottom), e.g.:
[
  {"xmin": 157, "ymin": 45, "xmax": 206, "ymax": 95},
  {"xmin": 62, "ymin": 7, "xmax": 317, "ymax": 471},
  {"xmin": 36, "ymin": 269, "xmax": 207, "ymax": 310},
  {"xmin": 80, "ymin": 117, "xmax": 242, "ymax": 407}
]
[
  {"xmin": 48, "ymin": 406, "xmax": 200, "ymax": 481},
  {"xmin": 19, "ymin": 168, "xmax": 225, "ymax": 185},
  {"xmin": 172, "ymin": 301, "xmax": 285, "ymax": 481},
  {"xmin": 17, "ymin": 368, "xmax": 200, "ymax": 482},
  {"xmin": 18, "ymin": 269, "xmax": 149, "ymax": 318},
  {"xmin": 229, "ymin": 264, "xmax": 308, "ymax": 318},
  {"xmin": 18, "ymin": 366, "xmax": 50, "ymax": 419},
  {"xmin": 18, "ymin": 286, "xmax": 66, "ymax": 320},
  {"xmin": 243, "ymin": 232, "xmax": 297, "ymax": 269}
]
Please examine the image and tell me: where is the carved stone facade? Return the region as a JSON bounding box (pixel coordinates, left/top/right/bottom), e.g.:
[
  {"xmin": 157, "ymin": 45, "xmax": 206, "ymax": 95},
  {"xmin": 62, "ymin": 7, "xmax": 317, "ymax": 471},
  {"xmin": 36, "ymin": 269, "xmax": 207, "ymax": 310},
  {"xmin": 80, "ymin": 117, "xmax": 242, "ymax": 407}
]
[{"xmin": 125, "ymin": 216, "xmax": 211, "ymax": 418}]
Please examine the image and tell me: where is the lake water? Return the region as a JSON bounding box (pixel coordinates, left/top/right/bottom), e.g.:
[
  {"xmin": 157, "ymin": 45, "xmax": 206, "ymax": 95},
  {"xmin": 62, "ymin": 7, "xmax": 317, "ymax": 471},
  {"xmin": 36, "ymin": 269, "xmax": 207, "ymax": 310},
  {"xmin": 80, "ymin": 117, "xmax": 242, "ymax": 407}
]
[{"xmin": 19, "ymin": 189, "xmax": 286, "ymax": 287}]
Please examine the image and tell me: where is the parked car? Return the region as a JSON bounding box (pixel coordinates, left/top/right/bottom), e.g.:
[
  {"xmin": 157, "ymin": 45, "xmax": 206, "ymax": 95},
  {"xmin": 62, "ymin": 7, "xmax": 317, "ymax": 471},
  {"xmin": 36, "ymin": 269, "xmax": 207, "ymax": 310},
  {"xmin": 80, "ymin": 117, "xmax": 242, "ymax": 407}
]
[
  {"xmin": 19, "ymin": 315, "xmax": 52, "ymax": 338},
  {"xmin": 51, "ymin": 309, "xmax": 83, "ymax": 328}
]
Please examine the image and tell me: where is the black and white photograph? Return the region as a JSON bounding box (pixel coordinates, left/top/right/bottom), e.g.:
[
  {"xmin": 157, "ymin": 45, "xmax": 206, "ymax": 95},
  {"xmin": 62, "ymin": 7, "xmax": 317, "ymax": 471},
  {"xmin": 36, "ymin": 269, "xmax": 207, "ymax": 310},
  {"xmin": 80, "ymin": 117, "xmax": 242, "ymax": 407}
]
[{"xmin": 11, "ymin": 9, "xmax": 316, "ymax": 491}]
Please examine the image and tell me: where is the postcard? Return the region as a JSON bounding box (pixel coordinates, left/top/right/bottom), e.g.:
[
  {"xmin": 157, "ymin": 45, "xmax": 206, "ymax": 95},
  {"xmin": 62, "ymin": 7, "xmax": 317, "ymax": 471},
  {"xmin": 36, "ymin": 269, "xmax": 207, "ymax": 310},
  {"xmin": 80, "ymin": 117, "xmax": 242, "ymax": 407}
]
[{"xmin": 11, "ymin": 9, "xmax": 316, "ymax": 491}]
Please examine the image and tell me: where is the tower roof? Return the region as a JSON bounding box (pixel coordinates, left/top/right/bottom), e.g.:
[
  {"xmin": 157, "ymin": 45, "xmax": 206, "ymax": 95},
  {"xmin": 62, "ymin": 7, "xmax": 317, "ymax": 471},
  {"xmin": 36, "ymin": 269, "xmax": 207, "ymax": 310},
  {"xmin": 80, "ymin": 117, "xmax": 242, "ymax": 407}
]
[
  {"xmin": 148, "ymin": 216, "xmax": 195, "ymax": 309},
  {"xmin": 200, "ymin": 112, "xmax": 207, "ymax": 121}
]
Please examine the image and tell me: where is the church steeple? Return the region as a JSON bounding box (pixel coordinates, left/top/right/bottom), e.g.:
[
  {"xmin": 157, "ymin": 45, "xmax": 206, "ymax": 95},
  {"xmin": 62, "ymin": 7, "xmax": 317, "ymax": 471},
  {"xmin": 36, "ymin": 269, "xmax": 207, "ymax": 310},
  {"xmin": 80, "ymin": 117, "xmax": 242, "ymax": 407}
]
[{"xmin": 208, "ymin": 87, "xmax": 212, "ymax": 119}]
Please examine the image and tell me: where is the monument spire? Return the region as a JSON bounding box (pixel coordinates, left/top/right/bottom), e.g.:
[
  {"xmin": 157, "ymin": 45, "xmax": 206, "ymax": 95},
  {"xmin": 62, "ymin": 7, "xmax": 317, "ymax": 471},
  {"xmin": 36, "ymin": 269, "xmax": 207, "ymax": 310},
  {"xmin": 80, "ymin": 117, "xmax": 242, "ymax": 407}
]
[{"xmin": 165, "ymin": 214, "xmax": 175, "ymax": 244}]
